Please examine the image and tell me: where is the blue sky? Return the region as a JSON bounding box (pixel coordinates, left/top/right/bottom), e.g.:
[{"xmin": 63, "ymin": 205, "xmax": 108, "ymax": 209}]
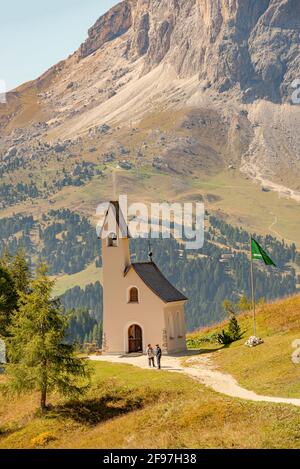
[{"xmin": 0, "ymin": 0, "xmax": 118, "ymax": 91}]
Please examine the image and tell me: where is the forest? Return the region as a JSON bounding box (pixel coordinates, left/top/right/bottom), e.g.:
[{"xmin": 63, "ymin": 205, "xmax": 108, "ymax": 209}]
[{"xmin": 0, "ymin": 209, "xmax": 298, "ymax": 332}]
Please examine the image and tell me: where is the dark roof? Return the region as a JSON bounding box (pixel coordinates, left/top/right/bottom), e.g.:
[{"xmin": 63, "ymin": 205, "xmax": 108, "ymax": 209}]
[
  {"xmin": 129, "ymin": 262, "xmax": 187, "ymax": 303},
  {"xmin": 98, "ymin": 201, "xmax": 131, "ymax": 238}
]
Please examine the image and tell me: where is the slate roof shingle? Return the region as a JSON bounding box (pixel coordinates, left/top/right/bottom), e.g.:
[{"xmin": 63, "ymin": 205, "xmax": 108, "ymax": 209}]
[{"xmin": 129, "ymin": 262, "xmax": 187, "ymax": 303}]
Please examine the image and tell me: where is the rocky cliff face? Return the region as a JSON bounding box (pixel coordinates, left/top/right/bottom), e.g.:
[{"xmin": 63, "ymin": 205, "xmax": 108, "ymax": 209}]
[
  {"xmin": 80, "ymin": 0, "xmax": 135, "ymax": 58},
  {"xmin": 78, "ymin": 0, "xmax": 300, "ymax": 103},
  {"xmin": 1, "ymin": 0, "xmax": 300, "ymax": 208}
]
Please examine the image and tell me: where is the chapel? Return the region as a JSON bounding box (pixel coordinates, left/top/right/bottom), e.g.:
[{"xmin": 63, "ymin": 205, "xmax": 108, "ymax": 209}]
[{"xmin": 100, "ymin": 201, "xmax": 187, "ymax": 355}]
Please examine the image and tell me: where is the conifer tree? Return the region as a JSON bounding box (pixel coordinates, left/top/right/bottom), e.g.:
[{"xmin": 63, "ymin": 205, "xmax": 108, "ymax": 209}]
[
  {"xmin": 237, "ymin": 295, "xmax": 251, "ymax": 312},
  {"xmin": 5, "ymin": 263, "xmax": 90, "ymax": 412},
  {"xmin": 10, "ymin": 248, "xmax": 31, "ymax": 294},
  {"xmin": 228, "ymin": 314, "xmax": 243, "ymax": 341},
  {"xmin": 0, "ymin": 249, "xmax": 31, "ymax": 337},
  {"xmin": 0, "ymin": 265, "xmax": 18, "ymax": 337},
  {"xmin": 92, "ymin": 324, "xmax": 98, "ymax": 345}
]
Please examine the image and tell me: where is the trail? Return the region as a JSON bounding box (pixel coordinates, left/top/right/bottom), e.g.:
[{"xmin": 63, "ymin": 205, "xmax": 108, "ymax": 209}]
[
  {"xmin": 268, "ymin": 214, "xmax": 282, "ymax": 239},
  {"xmin": 90, "ymin": 353, "xmax": 300, "ymax": 408},
  {"xmin": 268, "ymin": 213, "xmax": 294, "ymax": 244}
]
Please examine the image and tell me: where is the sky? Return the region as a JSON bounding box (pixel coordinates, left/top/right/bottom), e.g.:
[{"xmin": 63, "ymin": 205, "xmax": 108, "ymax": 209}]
[{"xmin": 0, "ymin": 0, "xmax": 118, "ymax": 91}]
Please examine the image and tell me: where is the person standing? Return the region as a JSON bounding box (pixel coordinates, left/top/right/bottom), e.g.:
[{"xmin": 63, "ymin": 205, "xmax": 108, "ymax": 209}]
[
  {"xmin": 146, "ymin": 344, "xmax": 155, "ymax": 368},
  {"xmin": 155, "ymin": 344, "xmax": 162, "ymax": 369}
]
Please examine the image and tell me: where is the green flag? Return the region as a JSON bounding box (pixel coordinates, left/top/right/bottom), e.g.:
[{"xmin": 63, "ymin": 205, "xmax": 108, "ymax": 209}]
[{"xmin": 251, "ymin": 238, "xmax": 276, "ymax": 266}]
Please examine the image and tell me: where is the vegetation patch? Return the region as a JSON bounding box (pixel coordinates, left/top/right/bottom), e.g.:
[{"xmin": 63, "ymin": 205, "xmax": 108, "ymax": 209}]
[
  {"xmin": 1, "ymin": 361, "xmax": 300, "ymax": 449},
  {"xmin": 187, "ymin": 295, "xmax": 300, "ymax": 398}
]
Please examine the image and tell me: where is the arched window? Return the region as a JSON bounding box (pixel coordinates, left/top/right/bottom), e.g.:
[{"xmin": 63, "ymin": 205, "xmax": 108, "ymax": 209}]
[
  {"xmin": 129, "ymin": 287, "xmax": 139, "ymax": 303},
  {"xmin": 107, "ymin": 232, "xmax": 118, "ymax": 247}
]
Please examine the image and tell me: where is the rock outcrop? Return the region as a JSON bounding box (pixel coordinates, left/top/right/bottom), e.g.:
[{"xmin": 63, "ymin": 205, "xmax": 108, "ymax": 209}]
[
  {"xmin": 78, "ymin": 0, "xmax": 300, "ymax": 103},
  {"xmin": 1, "ymin": 0, "xmax": 300, "ymax": 201},
  {"xmin": 80, "ymin": 0, "xmax": 135, "ymax": 58}
]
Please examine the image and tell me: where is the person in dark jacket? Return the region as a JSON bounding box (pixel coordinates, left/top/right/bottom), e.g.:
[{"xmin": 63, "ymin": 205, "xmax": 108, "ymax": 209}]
[{"xmin": 155, "ymin": 344, "xmax": 162, "ymax": 369}]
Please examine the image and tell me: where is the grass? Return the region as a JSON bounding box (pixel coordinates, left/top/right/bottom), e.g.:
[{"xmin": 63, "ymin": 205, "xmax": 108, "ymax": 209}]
[
  {"xmin": 1, "ymin": 360, "xmax": 300, "ymax": 449},
  {"xmin": 191, "ymin": 170, "xmax": 300, "ymax": 246},
  {"xmin": 187, "ymin": 295, "xmax": 300, "ymax": 398},
  {"xmin": 2, "ymin": 166, "xmax": 299, "ymax": 247}
]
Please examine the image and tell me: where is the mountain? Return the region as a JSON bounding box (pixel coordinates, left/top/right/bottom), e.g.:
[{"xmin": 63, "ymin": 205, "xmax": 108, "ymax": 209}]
[
  {"xmin": 0, "ymin": 0, "xmax": 300, "ymax": 244},
  {"xmin": 80, "ymin": 0, "xmax": 300, "ymax": 103}
]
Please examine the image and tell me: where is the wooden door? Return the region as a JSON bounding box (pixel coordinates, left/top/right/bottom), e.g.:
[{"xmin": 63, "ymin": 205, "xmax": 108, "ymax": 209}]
[{"xmin": 128, "ymin": 325, "xmax": 142, "ymax": 353}]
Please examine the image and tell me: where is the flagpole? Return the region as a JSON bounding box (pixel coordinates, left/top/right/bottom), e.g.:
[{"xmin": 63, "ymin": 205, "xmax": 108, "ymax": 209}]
[{"xmin": 250, "ymin": 235, "xmax": 257, "ymax": 337}]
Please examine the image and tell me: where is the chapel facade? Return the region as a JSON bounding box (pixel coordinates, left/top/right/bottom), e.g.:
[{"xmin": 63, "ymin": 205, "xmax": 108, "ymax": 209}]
[{"xmin": 100, "ymin": 201, "xmax": 187, "ymax": 355}]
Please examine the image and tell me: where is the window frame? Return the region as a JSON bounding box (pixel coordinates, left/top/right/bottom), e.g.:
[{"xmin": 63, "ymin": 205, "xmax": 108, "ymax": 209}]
[
  {"xmin": 128, "ymin": 286, "xmax": 139, "ymax": 304},
  {"xmin": 107, "ymin": 232, "xmax": 118, "ymax": 247}
]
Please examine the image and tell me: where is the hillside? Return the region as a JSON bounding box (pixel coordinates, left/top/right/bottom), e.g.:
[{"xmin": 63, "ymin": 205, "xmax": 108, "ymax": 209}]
[
  {"xmin": 1, "ymin": 295, "xmax": 300, "ymax": 449},
  {"xmin": 187, "ymin": 294, "xmax": 300, "ymax": 397},
  {"xmin": 0, "ymin": 0, "xmax": 300, "ymax": 251},
  {"xmin": 0, "ymin": 0, "xmax": 300, "ymax": 337},
  {"xmin": 2, "ymin": 1, "xmax": 300, "ymax": 452},
  {"xmin": 1, "ymin": 209, "xmax": 299, "ymax": 332},
  {"xmin": 1, "ymin": 361, "xmax": 300, "ymax": 449}
]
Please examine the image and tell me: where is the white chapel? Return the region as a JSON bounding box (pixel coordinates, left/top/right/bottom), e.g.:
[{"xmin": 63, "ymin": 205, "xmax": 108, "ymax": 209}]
[{"xmin": 100, "ymin": 201, "xmax": 187, "ymax": 355}]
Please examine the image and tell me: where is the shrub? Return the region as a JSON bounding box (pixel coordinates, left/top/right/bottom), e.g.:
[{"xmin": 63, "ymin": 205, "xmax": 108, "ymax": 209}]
[
  {"xmin": 186, "ymin": 332, "xmax": 219, "ymax": 349},
  {"xmin": 30, "ymin": 432, "xmax": 57, "ymax": 448},
  {"xmin": 216, "ymin": 330, "xmax": 233, "ymax": 346}
]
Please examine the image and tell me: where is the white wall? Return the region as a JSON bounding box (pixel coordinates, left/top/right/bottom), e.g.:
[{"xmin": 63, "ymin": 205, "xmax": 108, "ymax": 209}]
[
  {"xmin": 101, "ymin": 203, "xmax": 187, "ymax": 355},
  {"xmin": 164, "ymin": 303, "xmax": 187, "ymax": 353}
]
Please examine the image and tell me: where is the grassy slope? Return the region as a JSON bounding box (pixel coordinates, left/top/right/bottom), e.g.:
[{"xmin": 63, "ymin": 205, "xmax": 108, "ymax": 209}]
[
  {"xmin": 192, "ymin": 171, "xmax": 300, "ymax": 246},
  {"xmin": 52, "ymin": 262, "xmax": 102, "ymax": 297},
  {"xmin": 7, "ymin": 166, "xmax": 298, "ymax": 297},
  {"xmin": 1, "ymin": 361, "xmax": 300, "ymax": 449},
  {"xmin": 187, "ymin": 295, "xmax": 300, "ymax": 398},
  {"xmin": 1, "ymin": 167, "xmax": 299, "ymax": 246}
]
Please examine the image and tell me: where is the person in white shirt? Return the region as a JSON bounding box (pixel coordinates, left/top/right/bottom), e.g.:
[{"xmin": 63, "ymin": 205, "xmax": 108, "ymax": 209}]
[{"xmin": 146, "ymin": 344, "xmax": 155, "ymax": 368}]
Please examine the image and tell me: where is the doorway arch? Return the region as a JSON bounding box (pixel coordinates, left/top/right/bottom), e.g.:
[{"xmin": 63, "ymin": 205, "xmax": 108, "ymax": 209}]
[{"xmin": 128, "ymin": 324, "xmax": 143, "ymax": 353}]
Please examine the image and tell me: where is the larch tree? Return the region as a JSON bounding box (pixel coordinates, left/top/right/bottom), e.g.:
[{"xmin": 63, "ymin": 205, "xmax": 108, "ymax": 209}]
[
  {"xmin": 5, "ymin": 263, "xmax": 90, "ymax": 412},
  {"xmin": 0, "ymin": 265, "xmax": 18, "ymax": 337},
  {"xmin": 10, "ymin": 248, "xmax": 31, "ymax": 294},
  {"xmin": 0, "ymin": 249, "xmax": 31, "ymax": 337}
]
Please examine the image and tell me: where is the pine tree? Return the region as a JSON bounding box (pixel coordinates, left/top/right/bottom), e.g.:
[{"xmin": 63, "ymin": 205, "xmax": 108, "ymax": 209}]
[
  {"xmin": 0, "ymin": 247, "xmax": 12, "ymax": 270},
  {"xmin": 237, "ymin": 295, "xmax": 251, "ymax": 312},
  {"xmin": 10, "ymin": 248, "xmax": 31, "ymax": 294},
  {"xmin": 0, "ymin": 249, "xmax": 31, "ymax": 337},
  {"xmin": 98, "ymin": 322, "xmax": 103, "ymax": 348},
  {"xmin": 228, "ymin": 314, "xmax": 243, "ymax": 341},
  {"xmin": 5, "ymin": 263, "xmax": 90, "ymax": 412},
  {"xmin": 0, "ymin": 264, "xmax": 18, "ymax": 337},
  {"xmin": 222, "ymin": 299, "xmax": 236, "ymax": 315},
  {"xmin": 92, "ymin": 324, "xmax": 98, "ymax": 345}
]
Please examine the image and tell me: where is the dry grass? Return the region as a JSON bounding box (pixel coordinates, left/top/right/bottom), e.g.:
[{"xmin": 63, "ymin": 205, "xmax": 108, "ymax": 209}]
[
  {"xmin": 187, "ymin": 295, "xmax": 300, "ymax": 397},
  {"xmin": 52, "ymin": 262, "xmax": 103, "ymax": 297},
  {"xmin": 1, "ymin": 360, "xmax": 300, "ymax": 449}
]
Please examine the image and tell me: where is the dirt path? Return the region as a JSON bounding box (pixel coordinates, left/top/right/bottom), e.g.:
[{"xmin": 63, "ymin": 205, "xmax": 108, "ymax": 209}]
[{"xmin": 90, "ymin": 353, "xmax": 300, "ymax": 407}]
